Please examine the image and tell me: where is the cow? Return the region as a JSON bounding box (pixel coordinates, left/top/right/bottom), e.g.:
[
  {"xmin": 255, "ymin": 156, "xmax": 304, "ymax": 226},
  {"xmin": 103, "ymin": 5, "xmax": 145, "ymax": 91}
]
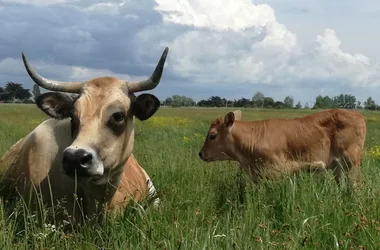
[
  {"xmin": 198, "ymin": 109, "xmax": 366, "ymax": 190},
  {"xmin": 0, "ymin": 47, "xmax": 169, "ymax": 225}
]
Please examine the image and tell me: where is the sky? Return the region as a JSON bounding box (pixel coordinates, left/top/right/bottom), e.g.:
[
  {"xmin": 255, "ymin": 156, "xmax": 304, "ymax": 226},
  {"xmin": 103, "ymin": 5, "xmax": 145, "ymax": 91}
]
[{"xmin": 1, "ymin": 0, "xmax": 380, "ymax": 105}]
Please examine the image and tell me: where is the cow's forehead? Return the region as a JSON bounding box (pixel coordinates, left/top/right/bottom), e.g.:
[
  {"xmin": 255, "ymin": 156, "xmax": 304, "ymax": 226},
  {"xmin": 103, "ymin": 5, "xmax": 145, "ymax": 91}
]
[
  {"xmin": 208, "ymin": 119, "xmax": 224, "ymax": 134},
  {"xmin": 84, "ymin": 77, "xmax": 126, "ymax": 92},
  {"xmin": 74, "ymin": 77, "xmax": 131, "ymax": 117},
  {"xmin": 210, "ymin": 118, "xmax": 222, "ymax": 128}
]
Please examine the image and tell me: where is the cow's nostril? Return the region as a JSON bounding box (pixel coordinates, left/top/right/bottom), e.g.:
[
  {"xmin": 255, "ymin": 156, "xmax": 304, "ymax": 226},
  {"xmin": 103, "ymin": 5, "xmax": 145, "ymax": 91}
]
[
  {"xmin": 198, "ymin": 152, "xmax": 202, "ymax": 158},
  {"xmin": 80, "ymin": 152, "xmax": 93, "ymax": 165},
  {"xmin": 62, "ymin": 148, "xmax": 94, "ymax": 177}
]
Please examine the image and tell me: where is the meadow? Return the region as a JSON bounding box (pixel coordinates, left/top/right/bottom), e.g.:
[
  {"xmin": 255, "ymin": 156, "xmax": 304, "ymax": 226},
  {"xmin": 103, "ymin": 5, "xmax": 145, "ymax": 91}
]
[{"xmin": 1, "ymin": 104, "xmax": 380, "ymax": 249}]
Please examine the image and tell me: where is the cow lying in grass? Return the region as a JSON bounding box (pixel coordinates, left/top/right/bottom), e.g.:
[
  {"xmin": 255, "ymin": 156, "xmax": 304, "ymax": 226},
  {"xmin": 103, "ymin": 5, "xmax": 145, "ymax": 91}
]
[
  {"xmin": 0, "ymin": 47, "xmax": 168, "ymax": 225},
  {"xmin": 198, "ymin": 109, "xmax": 366, "ymax": 190}
]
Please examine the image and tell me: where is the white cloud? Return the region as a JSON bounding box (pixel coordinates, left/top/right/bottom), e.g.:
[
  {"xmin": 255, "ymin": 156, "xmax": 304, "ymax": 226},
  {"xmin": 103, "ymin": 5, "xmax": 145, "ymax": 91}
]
[
  {"xmin": 68, "ymin": 66, "xmax": 139, "ymax": 82},
  {"xmin": 84, "ymin": 1, "xmax": 123, "ymax": 14},
  {"xmin": 155, "ymin": 0, "xmax": 276, "ymax": 31},
  {"xmin": 0, "ymin": 57, "xmax": 142, "ymax": 83},
  {"xmin": 152, "ymin": 0, "xmax": 380, "ymax": 88}
]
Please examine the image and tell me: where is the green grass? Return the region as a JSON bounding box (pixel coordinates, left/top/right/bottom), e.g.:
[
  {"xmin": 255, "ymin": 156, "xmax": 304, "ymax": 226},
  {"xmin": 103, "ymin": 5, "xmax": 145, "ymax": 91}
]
[{"xmin": 1, "ymin": 104, "xmax": 380, "ymax": 249}]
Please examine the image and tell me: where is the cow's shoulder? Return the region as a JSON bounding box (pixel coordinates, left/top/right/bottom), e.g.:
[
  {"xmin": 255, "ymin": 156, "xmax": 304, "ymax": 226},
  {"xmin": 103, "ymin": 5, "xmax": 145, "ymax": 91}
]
[{"xmin": 1, "ymin": 118, "xmax": 72, "ymax": 186}]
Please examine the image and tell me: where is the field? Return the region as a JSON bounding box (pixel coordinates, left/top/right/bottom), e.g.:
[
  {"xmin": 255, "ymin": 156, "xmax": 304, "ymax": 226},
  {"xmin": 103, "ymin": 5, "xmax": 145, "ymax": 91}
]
[{"xmin": 1, "ymin": 104, "xmax": 380, "ymax": 249}]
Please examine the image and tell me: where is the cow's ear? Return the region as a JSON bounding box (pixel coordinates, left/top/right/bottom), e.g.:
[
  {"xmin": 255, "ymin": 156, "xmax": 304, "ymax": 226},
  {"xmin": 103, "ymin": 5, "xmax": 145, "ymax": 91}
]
[
  {"xmin": 132, "ymin": 93, "xmax": 160, "ymax": 121},
  {"xmin": 223, "ymin": 112, "xmax": 235, "ymax": 128},
  {"xmin": 36, "ymin": 92, "xmax": 74, "ymax": 119}
]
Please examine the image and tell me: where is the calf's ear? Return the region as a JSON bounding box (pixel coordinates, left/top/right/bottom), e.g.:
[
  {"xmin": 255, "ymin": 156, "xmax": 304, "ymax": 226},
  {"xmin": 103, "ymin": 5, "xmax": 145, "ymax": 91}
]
[
  {"xmin": 132, "ymin": 93, "xmax": 160, "ymax": 121},
  {"xmin": 36, "ymin": 92, "xmax": 74, "ymax": 119},
  {"xmin": 223, "ymin": 111, "xmax": 235, "ymax": 128}
]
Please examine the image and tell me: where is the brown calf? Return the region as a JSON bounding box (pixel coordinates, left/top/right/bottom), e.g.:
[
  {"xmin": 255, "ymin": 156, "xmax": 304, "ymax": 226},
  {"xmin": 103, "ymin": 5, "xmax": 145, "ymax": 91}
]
[{"xmin": 199, "ymin": 109, "xmax": 366, "ymax": 189}]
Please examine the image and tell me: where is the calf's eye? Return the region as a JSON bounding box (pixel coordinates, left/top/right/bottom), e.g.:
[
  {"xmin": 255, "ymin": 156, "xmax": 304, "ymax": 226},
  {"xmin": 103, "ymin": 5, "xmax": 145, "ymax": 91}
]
[{"xmin": 209, "ymin": 133, "xmax": 217, "ymax": 140}]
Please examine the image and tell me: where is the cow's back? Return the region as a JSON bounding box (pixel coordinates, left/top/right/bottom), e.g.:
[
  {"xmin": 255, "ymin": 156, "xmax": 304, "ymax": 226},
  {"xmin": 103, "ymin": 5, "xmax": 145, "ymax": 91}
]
[
  {"xmin": 280, "ymin": 108, "xmax": 366, "ymax": 165},
  {"xmin": 243, "ymin": 109, "xmax": 365, "ymax": 164},
  {"xmin": 247, "ymin": 112, "xmax": 334, "ymax": 163}
]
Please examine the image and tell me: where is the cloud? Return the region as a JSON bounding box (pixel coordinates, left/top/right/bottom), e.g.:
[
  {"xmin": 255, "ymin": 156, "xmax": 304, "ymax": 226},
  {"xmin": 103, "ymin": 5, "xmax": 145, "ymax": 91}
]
[
  {"xmin": 1, "ymin": 0, "xmax": 380, "ymax": 104},
  {"xmin": 152, "ymin": 0, "xmax": 380, "ymax": 88},
  {"xmin": 155, "ymin": 0, "xmax": 276, "ymax": 31},
  {"xmin": 0, "ymin": 56, "xmax": 139, "ymax": 83}
]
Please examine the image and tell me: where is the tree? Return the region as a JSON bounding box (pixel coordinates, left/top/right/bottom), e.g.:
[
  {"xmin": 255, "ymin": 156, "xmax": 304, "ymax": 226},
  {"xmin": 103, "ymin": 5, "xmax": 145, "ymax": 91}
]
[
  {"xmin": 295, "ymin": 101, "xmax": 302, "ymax": 109},
  {"xmin": 333, "ymin": 94, "xmax": 344, "ymax": 108},
  {"xmin": 274, "ymin": 101, "xmax": 285, "ymax": 109},
  {"xmin": 304, "ymin": 102, "xmax": 309, "ymax": 109},
  {"xmin": 234, "ymin": 97, "xmax": 251, "ymax": 107},
  {"xmin": 331, "ymin": 94, "xmax": 356, "ymax": 109},
  {"xmin": 344, "ymin": 94, "xmax": 356, "ymax": 109},
  {"xmin": 32, "ymin": 84, "xmax": 41, "ymax": 101},
  {"xmin": 4, "ymin": 81, "xmax": 31, "ymax": 101},
  {"xmin": 313, "ymin": 95, "xmax": 324, "ymax": 109},
  {"xmin": 314, "ymin": 95, "xmax": 334, "ymax": 109},
  {"xmin": 167, "ymin": 95, "xmax": 195, "ymax": 107},
  {"xmin": 356, "ymin": 101, "xmax": 362, "ymax": 109},
  {"xmin": 364, "ymin": 97, "xmax": 376, "ymax": 110},
  {"xmin": 198, "ymin": 96, "xmax": 228, "ymax": 107},
  {"xmin": 0, "ymin": 87, "xmax": 11, "ymax": 102},
  {"xmin": 283, "ymin": 96, "xmax": 294, "ymax": 109},
  {"xmin": 263, "ymin": 97, "xmax": 275, "ymax": 108},
  {"xmin": 170, "ymin": 95, "xmax": 182, "ymax": 107},
  {"xmin": 252, "ymin": 91, "xmax": 265, "ymax": 108},
  {"xmin": 322, "ymin": 96, "xmax": 334, "ymax": 108}
]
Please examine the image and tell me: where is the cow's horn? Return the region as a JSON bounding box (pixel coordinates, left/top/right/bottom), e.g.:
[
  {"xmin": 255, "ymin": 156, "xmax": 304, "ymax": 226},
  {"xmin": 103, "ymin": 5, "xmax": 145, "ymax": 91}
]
[
  {"xmin": 21, "ymin": 53, "xmax": 83, "ymax": 93},
  {"xmin": 126, "ymin": 47, "xmax": 169, "ymax": 93}
]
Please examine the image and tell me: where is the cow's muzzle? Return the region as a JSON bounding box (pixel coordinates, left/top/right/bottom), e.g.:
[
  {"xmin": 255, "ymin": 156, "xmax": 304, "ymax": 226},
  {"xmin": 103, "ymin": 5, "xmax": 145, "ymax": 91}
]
[
  {"xmin": 62, "ymin": 147, "xmax": 103, "ymax": 178},
  {"xmin": 198, "ymin": 151, "xmax": 204, "ymax": 159},
  {"xmin": 198, "ymin": 151, "xmax": 211, "ymax": 162}
]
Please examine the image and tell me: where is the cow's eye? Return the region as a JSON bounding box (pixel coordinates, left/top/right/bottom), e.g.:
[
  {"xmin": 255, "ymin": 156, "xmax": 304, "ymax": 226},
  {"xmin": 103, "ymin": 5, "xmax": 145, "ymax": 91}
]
[
  {"xmin": 209, "ymin": 133, "xmax": 217, "ymax": 140},
  {"xmin": 112, "ymin": 112, "xmax": 125, "ymax": 123}
]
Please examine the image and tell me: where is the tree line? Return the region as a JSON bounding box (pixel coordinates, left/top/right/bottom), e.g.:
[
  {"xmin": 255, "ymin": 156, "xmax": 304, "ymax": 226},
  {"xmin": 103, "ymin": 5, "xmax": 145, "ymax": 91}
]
[
  {"xmin": 1, "ymin": 82, "xmax": 380, "ymax": 111},
  {"xmin": 163, "ymin": 92, "xmax": 380, "ymax": 110},
  {"xmin": 0, "ymin": 82, "xmax": 41, "ymax": 103}
]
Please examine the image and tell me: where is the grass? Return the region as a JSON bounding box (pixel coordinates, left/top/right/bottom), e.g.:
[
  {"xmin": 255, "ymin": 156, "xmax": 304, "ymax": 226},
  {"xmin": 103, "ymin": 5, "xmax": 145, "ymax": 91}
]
[{"xmin": 1, "ymin": 104, "xmax": 380, "ymax": 249}]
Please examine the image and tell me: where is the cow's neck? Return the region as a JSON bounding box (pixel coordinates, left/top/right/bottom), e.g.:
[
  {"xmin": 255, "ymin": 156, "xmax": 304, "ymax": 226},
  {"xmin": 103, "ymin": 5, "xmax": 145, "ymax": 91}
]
[
  {"xmin": 80, "ymin": 149, "xmax": 134, "ymax": 216},
  {"xmin": 80, "ymin": 163, "xmax": 125, "ymax": 216},
  {"xmin": 230, "ymin": 123, "xmax": 264, "ymax": 165},
  {"xmin": 83, "ymin": 179, "xmax": 118, "ymax": 200}
]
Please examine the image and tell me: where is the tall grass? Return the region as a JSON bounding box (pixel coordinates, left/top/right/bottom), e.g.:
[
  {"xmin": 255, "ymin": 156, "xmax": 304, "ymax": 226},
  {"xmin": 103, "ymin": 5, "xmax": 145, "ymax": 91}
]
[{"xmin": 1, "ymin": 105, "xmax": 380, "ymax": 249}]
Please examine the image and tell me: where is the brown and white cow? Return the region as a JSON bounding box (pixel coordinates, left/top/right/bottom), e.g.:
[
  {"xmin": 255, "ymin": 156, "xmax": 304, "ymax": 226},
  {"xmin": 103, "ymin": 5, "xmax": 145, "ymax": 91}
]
[
  {"xmin": 198, "ymin": 109, "xmax": 366, "ymax": 190},
  {"xmin": 0, "ymin": 47, "xmax": 168, "ymax": 224}
]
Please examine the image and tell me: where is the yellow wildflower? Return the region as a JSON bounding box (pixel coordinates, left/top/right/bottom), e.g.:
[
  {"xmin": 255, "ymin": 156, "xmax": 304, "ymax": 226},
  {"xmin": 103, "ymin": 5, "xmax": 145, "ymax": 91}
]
[
  {"xmin": 144, "ymin": 116, "xmax": 193, "ymax": 128},
  {"xmin": 368, "ymin": 145, "xmax": 380, "ymax": 158}
]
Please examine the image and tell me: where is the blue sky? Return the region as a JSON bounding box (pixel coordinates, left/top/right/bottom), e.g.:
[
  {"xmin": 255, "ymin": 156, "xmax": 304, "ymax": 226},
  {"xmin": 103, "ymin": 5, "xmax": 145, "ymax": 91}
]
[{"xmin": 1, "ymin": 0, "xmax": 380, "ymax": 105}]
